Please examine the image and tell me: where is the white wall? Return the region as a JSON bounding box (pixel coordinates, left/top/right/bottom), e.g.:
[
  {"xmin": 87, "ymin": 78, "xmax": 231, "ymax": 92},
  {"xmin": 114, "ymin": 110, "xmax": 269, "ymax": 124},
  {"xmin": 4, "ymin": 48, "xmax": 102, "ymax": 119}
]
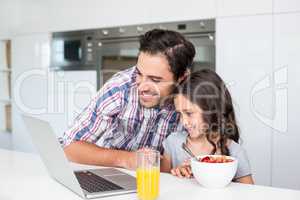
[
  {"xmin": 1, "ymin": 0, "xmax": 300, "ymax": 190},
  {"xmin": 0, "ymin": 0, "xmax": 19, "ymax": 39}
]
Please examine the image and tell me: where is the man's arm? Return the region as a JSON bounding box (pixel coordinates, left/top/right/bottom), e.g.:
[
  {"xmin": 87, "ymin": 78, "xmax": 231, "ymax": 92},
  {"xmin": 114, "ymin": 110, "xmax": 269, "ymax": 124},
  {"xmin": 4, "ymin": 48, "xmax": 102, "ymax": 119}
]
[
  {"xmin": 64, "ymin": 141, "xmax": 137, "ymax": 170},
  {"xmin": 61, "ymin": 73, "xmax": 131, "ymax": 167}
]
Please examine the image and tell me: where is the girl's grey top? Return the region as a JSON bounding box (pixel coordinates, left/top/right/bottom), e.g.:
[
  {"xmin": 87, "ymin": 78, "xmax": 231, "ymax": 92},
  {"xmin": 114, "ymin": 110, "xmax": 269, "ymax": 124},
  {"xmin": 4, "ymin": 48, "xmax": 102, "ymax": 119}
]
[{"xmin": 163, "ymin": 131, "xmax": 252, "ymax": 179}]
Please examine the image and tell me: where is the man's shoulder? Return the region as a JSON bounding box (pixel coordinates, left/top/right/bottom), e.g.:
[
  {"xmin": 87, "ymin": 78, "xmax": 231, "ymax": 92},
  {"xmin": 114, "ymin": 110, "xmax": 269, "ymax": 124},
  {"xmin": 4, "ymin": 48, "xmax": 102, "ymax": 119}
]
[
  {"xmin": 91, "ymin": 67, "xmax": 136, "ymax": 109},
  {"xmin": 97, "ymin": 67, "xmax": 136, "ymax": 96},
  {"xmin": 106, "ymin": 66, "xmax": 136, "ymax": 89}
]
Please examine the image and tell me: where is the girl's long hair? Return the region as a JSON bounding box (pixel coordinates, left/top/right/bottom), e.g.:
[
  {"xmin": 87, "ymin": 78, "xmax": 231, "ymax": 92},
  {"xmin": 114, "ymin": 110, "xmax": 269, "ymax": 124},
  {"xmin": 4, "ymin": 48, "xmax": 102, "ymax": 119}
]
[{"xmin": 175, "ymin": 69, "xmax": 240, "ymax": 156}]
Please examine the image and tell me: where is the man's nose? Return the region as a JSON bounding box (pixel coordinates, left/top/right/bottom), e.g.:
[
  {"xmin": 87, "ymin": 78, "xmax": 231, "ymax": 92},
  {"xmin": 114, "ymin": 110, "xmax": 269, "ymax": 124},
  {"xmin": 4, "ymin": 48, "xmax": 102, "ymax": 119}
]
[
  {"xmin": 138, "ymin": 82, "xmax": 151, "ymax": 92},
  {"xmin": 137, "ymin": 77, "xmax": 153, "ymax": 91}
]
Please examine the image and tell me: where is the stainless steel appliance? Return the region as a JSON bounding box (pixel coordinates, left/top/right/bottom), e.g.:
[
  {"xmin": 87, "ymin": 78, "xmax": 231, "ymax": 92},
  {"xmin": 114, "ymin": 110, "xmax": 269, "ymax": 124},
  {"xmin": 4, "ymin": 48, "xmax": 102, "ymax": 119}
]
[
  {"xmin": 51, "ymin": 31, "xmax": 97, "ymax": 71},
  {"xmin": 50, "ymin": 19, "xmax": 215, "ymax": 90}
]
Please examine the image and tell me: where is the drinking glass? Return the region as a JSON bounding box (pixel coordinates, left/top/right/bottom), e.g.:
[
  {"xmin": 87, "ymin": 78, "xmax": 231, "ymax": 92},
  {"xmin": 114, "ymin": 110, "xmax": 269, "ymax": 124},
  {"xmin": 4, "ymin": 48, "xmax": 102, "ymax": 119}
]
[{"xmin": 136, "ymin": 149, "xmax": 160, "ymax": 200}]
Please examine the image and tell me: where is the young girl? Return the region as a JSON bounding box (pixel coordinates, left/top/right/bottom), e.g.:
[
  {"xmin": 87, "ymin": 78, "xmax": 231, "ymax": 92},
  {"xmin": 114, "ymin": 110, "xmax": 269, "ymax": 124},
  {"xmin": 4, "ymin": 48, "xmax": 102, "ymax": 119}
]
[{"xmin": 161, "ymin": 70, "xmax": 254, "ymax": 184}]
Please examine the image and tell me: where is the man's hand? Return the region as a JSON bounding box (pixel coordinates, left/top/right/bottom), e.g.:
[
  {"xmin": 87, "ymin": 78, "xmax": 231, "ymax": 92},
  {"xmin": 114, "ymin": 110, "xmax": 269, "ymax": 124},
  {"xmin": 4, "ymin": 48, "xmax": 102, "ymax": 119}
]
[
  {"xmin": 122, "ymin": 148, "xmax": 160, "ymax": 170},
  {"xmin": 120, "ymin": 151, "xmax": 138, "ymax": 170}
]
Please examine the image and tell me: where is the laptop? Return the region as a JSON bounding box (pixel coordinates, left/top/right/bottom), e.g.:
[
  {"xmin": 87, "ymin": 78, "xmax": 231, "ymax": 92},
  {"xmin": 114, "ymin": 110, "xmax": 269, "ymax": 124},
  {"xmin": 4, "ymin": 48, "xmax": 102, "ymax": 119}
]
[{"xmin": 22, "ymin": 115, "xmax": 136, "ymax": 199}]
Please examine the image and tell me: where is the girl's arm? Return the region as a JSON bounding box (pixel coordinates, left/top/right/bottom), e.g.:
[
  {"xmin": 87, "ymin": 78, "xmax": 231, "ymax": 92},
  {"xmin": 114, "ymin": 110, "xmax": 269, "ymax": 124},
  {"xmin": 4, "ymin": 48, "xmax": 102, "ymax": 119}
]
[
  {"xmin": 234, "ymin": 175, "xmax": 254, "ymax": 184},
  {"xmin": 160, "ymin": 153, "xmax": 172, "ymax": 173}
]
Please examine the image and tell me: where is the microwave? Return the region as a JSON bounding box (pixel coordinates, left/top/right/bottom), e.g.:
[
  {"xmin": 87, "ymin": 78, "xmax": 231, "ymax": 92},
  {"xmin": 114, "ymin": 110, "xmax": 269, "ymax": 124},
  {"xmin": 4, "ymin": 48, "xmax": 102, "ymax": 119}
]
[{"xmin": 50, "ymin": 30, "xmax": 97, "ymax": 70}]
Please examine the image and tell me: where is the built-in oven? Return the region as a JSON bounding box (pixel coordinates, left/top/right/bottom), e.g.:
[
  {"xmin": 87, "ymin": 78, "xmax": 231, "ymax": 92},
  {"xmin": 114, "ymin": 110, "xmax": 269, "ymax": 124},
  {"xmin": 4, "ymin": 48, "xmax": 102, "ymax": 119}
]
[{"xmin": 50, "ymin": 20, "xmax": 215, "ymax": 90}]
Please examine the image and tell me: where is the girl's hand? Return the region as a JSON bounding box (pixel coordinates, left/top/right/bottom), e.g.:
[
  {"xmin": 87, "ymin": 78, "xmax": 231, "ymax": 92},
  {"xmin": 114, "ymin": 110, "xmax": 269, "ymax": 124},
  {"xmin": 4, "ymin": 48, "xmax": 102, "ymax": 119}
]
[{"xmin": 170, "ymin": 160, "xmax": 193, "ymax": 178}]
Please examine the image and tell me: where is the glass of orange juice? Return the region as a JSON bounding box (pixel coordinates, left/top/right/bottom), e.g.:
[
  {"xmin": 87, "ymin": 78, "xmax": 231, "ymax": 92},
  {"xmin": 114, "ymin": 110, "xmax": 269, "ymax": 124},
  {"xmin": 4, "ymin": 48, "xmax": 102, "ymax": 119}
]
[{"xmin": 136, "ymin": 149, "xmax": 160, "ymax": 200}]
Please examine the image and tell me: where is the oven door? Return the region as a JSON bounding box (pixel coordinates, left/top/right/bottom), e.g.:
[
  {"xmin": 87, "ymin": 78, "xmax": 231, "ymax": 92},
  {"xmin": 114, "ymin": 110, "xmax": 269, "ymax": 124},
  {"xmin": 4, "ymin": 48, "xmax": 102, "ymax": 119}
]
[
  {"xmin": 95, "ymin": 33, "xmax": 215, "ymax": 89},
  {"xmin": 187, "ymin": 33, "xmax": 215, "ymax": 72},
  {"xmin": 96, "ymin": 37, "xmax": 139, "ymax": 89}
]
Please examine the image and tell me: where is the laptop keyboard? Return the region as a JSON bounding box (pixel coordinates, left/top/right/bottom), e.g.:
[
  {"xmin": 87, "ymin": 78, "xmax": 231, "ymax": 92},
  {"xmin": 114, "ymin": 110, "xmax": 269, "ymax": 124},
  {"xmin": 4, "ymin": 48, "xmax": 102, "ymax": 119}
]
[{"xmin": 75, "ymin": 171, "xmax": 124, "ymax": 193}]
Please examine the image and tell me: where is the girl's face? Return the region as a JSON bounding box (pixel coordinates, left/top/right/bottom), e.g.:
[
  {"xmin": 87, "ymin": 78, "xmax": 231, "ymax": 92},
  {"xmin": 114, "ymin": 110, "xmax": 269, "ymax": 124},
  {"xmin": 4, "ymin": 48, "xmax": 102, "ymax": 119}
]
[{"xmin": 174, "ymin": 94, "xmax": 207, "ymax": 139}]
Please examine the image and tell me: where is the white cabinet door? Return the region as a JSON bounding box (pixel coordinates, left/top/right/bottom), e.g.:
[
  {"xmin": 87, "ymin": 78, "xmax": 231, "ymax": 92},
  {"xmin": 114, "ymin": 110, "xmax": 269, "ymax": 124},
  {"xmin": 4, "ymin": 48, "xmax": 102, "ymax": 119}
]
[
  {"xmin": 216, "ymin": 15, "xmax": 273, "ymax": 186},
  {"xmin": 274, "ymin": 0, "xmax": 300, "ymax": 13},
  {"xmin": 12, "ymin": 35, "xmax": 50, "ymax": 70},
  {"xmin": 272, "ymin": 13, "xmax": 300, "ymax": 190},
  {"xmin": 216, "ymin": 0, "xmax": 273, "ymax": 17},
  {"xmin": 11, "ymin": 34, "xmax": 50, "ymax": 152},
  {"xmin": 43, "ymin": 0, "xmax": 217, "ymax": 32},
  {"xmin": 148, "ymin": 0, "xmax": 217, "ymax": 22}
]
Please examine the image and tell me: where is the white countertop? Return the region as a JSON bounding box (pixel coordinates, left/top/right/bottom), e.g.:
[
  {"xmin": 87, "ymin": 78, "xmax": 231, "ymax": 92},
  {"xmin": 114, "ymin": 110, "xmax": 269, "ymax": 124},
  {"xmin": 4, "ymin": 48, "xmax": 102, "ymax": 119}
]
[{"xmin": 0, "ymin": 148, "xmax": 299, "ymax": 200}]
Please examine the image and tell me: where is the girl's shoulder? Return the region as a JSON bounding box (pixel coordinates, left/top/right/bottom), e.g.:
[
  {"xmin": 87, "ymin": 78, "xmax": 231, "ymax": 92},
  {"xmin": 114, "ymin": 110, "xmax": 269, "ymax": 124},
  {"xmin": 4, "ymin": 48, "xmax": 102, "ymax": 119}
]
[
  {"xmin": 164, "ymin": 131, "xmax": 188, "ymax": 145},
  {"xmin": 227, "ymin": 139, "xmax": 246, "ymax": 155}
]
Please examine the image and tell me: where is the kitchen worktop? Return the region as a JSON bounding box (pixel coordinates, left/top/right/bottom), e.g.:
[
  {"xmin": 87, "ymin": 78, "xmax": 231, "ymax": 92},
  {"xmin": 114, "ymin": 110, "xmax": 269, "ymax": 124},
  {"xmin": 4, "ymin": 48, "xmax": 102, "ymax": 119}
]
[{"xmin": 0, "ymin": 148, "xmax": 299, "ymax": 200}]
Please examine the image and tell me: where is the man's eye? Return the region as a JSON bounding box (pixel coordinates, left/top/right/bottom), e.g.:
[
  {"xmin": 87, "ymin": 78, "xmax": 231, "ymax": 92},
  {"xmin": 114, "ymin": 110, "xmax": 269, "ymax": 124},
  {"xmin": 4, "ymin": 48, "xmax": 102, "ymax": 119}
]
[
  {"xmin": 151, "ymin": 78, "xmax": 161, "ymax": 83},
  {"xmin": 186, "ymin": 112, "xmax": 192, "ymax": 116}
]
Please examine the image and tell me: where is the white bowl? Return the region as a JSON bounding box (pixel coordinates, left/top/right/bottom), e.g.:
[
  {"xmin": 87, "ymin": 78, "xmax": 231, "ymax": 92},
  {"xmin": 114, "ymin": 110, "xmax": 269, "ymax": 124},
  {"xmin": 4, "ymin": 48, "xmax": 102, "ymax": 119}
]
[{"xmin": 190, "ymin": 155, "xmax": 238, "ymax": 188}]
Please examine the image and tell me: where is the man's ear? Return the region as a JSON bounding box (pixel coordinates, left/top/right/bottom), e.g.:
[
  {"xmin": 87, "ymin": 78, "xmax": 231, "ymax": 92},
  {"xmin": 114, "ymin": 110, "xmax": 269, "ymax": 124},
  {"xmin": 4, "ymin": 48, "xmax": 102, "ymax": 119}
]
[{"xmin": 177, "ymin": 69, "xmax": 191, "ymax": 84}]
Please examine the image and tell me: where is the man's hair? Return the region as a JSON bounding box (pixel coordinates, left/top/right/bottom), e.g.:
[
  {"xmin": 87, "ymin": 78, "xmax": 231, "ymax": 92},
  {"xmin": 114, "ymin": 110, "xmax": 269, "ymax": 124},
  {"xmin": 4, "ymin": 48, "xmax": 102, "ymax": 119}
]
[{"xmin": 139, "ymin": 29, "xmax": 196, "ymax": 80}]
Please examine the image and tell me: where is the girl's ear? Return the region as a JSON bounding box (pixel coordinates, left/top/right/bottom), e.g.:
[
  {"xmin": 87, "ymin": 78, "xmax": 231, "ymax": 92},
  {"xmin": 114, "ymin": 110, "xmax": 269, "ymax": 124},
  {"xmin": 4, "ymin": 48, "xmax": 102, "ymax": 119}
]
[{"xmin": 177, "ymin": 69, "xmax": 191, "ymax": 84}]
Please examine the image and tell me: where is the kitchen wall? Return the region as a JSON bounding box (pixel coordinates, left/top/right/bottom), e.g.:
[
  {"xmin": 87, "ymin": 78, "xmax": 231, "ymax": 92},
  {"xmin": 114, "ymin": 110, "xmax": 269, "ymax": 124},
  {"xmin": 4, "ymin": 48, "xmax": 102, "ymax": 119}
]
[
  {"xmin": 1, "ymin": 0, "xmax": 300, "ymax": 190},
  {"xmin": 0, "ymin": 0, "xmax": 19, "ymax": 39}
]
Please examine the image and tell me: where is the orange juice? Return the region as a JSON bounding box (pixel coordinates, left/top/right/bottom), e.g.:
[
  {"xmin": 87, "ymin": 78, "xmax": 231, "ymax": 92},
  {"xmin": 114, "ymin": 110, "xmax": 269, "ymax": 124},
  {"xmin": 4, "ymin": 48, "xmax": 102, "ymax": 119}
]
[{"xmin": 136, "ymin": 167, "xmax": 160, "ymax": 200}]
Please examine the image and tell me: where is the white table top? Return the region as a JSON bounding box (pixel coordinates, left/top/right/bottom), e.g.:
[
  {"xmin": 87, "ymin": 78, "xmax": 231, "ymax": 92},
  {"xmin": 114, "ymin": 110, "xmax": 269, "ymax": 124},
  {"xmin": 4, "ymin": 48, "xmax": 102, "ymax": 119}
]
[{"xmin": 0, "ymin": 148, "xmax": 300, "ymax": 200}]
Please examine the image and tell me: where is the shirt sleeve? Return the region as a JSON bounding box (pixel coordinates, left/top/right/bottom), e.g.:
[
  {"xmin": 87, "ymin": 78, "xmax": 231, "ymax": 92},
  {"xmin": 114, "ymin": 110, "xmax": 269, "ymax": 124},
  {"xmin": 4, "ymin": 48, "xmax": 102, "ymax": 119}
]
[
  {"xmin": 234, "ymin": 147, "xmax": 252, "ymax": 179},
  {"xmin": 60, "ymin": 79, "xmax": 123, "ymax": 148},
  {"xmin": 162, "ymin": 132, "xmax": 187, "ymax": 168}
]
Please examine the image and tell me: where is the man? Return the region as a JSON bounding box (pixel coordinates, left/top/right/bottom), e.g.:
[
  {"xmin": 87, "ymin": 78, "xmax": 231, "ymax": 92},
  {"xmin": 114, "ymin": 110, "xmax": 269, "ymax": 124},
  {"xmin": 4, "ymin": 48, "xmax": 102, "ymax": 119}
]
[{"xmin": 62, "ymin": 29, "xmax": 195, "ymax": 170}]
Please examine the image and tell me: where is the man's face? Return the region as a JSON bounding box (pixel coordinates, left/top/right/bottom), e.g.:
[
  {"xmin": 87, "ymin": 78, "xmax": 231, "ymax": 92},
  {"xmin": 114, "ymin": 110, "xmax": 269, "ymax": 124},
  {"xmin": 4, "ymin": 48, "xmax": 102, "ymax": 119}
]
[{"xmin": 136, "ymin": 52, "xmax": 177, "ymax": 108}]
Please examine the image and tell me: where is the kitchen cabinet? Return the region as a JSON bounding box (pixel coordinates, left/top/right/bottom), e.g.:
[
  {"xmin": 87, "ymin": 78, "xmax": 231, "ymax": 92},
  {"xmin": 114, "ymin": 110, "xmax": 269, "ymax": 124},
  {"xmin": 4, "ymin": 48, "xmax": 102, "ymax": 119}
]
[
  {"xmin": 216, "ymin": 0, "xmax": 272, "ymax": 17},
  {"xmin": 148, "ymin": 0, "xmax": 217, "ymax": 23},
  {"xmin": 216, "ymin": 15, "xmax": 273, "ymax": 186},
  {"xmin": 11, "ymin": 34, "xmax": 50, "ymax": 152},
  {"xmin": 273, "ymin": 0, "xmax": 300, "ymax": 13},
  {"xmin": 272, "ymin": 13, "xmax": 300, "ymax": 190}
]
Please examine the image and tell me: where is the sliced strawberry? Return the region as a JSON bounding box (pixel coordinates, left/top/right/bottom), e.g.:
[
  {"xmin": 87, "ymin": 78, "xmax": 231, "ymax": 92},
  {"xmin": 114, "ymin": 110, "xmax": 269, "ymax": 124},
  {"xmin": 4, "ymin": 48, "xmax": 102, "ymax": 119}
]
[{"xmin": 200, "ymin": 156, "xmax": 211, "ymax": 162}]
